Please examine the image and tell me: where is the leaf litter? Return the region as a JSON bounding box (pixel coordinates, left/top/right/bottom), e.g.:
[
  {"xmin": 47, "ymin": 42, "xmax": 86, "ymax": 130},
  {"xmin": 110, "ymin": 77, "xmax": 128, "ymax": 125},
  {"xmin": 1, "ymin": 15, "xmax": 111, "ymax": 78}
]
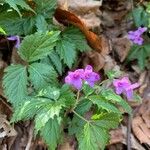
[{"xmin": 0, "ymin": 0, "xmax": 150, "ymax": 149}]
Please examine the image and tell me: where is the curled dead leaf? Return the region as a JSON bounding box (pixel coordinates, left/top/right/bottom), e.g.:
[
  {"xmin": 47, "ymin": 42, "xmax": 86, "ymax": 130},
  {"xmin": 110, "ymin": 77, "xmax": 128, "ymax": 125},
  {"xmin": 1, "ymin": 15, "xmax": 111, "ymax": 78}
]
[{"xmin": 54, "ymin": 8, "xmax": 108, "ymax": 54}]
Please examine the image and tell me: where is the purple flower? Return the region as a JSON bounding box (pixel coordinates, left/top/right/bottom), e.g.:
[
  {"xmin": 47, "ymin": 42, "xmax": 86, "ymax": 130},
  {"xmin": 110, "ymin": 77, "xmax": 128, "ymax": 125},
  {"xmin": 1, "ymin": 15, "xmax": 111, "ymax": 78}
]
[
  {"xmin": 128, "ymin": 27, "xmax": 147, "ymax": 45},
  {"xmin": 65, "ymin": 69, "xmax": 84, "ymax": 90},
  {"xmin": 137, "ymin": 27, "xmax": 147, "ymax": 34},
  {"xmin": 83, "ymin": 65, "xmax": 100, "ymax": 87},
  {"xmin": 113, "ymin": 77, "xmax": 139, "ymax": 100},
  {"xmin": 7, "ymin": 35, "xmax": 20, "ymax": 48},
  {"xmin": 65, "ymin": 65, "xmax": 100, "ymax": 90}
]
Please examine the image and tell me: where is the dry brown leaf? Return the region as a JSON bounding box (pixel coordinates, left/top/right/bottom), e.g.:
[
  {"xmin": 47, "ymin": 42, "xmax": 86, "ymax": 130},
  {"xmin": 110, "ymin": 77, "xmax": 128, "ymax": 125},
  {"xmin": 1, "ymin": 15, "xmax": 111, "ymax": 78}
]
[
  {"xmin": 109, "ymin": 126, "xmax": 145, "ymax": 150},
  {"xmin": 83, "ymin": 51, "xmax": 105, "ymax": 71},
  {"xmin": 142, "ymin": 110, "xmax": 150, "ymax": 128},
  {"xmin": 112, "ymin": 37, "xmax": 131, "ymax": 62},
  {"xmin": 109, "ymin": 128, "xmax": 124, "ymax": 145},
  {"xmin": 57, "ymin": 0, "xmax": 102, "ymax": 29},
  {"xmin": 54, "ymin": 8, "xmax": 107, "ymax": 53},
  {"xmin": 0, "ymin": 114, "xmax": 17, "ymax": 138},
  {"xmin": 138, "ymin": 71, "xmax": 148, "ymax": 95},
  {"xmin": 132, "ymin": 116, "xmax": 150, "ymax": 145}
]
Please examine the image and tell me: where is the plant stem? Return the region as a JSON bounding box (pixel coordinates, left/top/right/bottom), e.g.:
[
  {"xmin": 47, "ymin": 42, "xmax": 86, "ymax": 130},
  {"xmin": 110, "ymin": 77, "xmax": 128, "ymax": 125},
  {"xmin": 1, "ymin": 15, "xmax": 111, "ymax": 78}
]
[
  {"xmin": 99, "ymin": 79, "xmax": 110, "ymax": 86},
  {"xmin": 72, "ymin": 110, "xmax": 89, "ymax": 122},
  {"xmin": 76, "ymin": 90, "xmax": 80, "ymax": 101}
]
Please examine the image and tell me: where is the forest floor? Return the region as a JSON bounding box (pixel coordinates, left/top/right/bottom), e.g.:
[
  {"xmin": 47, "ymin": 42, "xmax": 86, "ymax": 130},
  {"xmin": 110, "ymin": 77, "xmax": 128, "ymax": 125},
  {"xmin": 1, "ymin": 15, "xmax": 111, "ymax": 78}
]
[{"xmin": 0, "ymin": 0, "xmax": 150, "ymax": 150}]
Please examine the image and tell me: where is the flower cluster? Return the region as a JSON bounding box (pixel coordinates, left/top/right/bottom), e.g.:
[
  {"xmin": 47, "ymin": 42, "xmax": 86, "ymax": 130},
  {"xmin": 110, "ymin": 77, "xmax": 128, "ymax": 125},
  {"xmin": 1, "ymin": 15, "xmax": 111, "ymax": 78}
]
[
  {"xmin": 7, "ymin": 35, "xmax": 20, "ymax": 48},
  {"xmin": 113, "ymin": 77, "xmax": 139, "ymax": 100},
  {"xmin": 128, "ymin": 27, "xmax": 147, "ymax": 45},
  {"xmin": 65, "ymin": 65, "xmax": 100, "ymax": 90}
]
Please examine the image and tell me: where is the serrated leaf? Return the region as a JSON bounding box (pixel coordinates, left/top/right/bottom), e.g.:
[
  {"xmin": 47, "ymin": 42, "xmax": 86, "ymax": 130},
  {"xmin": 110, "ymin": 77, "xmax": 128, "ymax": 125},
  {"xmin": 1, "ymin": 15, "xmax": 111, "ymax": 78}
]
[
  {"xmin": 19, "ymin": 31, "xmax": 60, "ymax": 62},
  {"xmin": 101, "ymin": 89, "xmax": 132, "ymax": 114},
  {"xmin": 28, "ymin": 62, "xmax": 58, "ymax": 90},
  {"xmin": 40, "ymin": 118, "xmax": 61, "ymax": 150},
  {"xmin": 56, "ymin": 37, "xmax": 76, "ymax": 68},
  {"xmin": 78, "ymin": 122, "xmax": 109, "ymax": 150},
  {"xmin": 35, "ymin": 103, "xmax": 63, "ymax": 131},
  {"xmin": 82, "ymin": 83, "xmax": 95, "ymax": 96},
  {"xmin": 48, "ymin": 51, "xmax": 63, "ymax": 75},
  {"xmin": 2, "ymin": 64, "xmax": 28, "ymax": 107},
  {"xmin": 11, "ymin": 97, "xmax": 51, "ymax": 122},
  {"xmin": 37, "ymin": 86, "xmax": 60, "ymax": 101},
  {"xmin": 12, "ymin": 92, "xmax": 65, "ymax": 123},
  {"xmin": 89, "ymin": 95, "xmax": 121, "ymax": 114},
  {"xmin": 59, "ymin": 84, "xmax": 76, "ymax": 108},
  {"xmin": 0, "ymin": 10, "xmax": 36, "ymax": 35},
  {"xmin": 4, "ymin": 0, "xmax": 35, "ymax": 17},
  {"xmin": 35, "ymin": 14, "xmax": 48, "ymax": 32},
  {"xmin": 75, "ymin": 99, "xmax": 92, "ymax": 115},
  {"xmin": 92, "ymin": 112, "xmax": 121, "ymax": 129},
  {"xmin": 34, "ymin": 0, "xmax": 56, "ymax": 18},
  {"xmin": 63, "ymin": 27, "xmax": 91, "ymax": 52}
]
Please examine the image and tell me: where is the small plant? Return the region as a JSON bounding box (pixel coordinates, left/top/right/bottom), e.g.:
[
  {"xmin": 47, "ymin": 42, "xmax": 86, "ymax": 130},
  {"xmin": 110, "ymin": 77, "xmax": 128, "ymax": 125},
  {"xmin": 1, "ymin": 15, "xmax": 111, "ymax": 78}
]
[
  {"xmin": 126, "ymin": 4, "xmax": 150, "ymax": 70},
  {"xmin": 0, "ymin": 0, "xmax": 140, "ymax": 149}
]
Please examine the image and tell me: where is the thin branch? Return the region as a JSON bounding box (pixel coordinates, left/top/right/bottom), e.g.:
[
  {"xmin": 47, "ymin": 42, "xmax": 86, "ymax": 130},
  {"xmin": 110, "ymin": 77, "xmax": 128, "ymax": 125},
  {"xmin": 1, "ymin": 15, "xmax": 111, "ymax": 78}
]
[
  {"xmin": 127, "ymin": 114, "xmax": 132, "ymax": 150},
  {"xmin": 25, "ymin": 122, "xmax": 34, "ymax": 150}
]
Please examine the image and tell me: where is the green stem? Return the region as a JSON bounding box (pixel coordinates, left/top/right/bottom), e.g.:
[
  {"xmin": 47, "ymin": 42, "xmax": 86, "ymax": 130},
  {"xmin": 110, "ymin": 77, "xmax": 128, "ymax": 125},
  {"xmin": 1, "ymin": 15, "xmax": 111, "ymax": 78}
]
[
  {"xmin": 72, "ymin": 110, "xmax": 89, "ymax": 122},
  {"xmin": 99, "ymin": 79, "xmax": 110, "ymax": 86}
]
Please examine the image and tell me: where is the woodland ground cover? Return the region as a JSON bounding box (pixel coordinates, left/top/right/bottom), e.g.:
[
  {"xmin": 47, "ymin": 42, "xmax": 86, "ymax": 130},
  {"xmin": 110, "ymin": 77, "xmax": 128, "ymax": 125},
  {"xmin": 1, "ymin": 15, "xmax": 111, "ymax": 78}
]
[{"xmin": 0, "ymin": 0, "xmax": 150, "ymax": 150}]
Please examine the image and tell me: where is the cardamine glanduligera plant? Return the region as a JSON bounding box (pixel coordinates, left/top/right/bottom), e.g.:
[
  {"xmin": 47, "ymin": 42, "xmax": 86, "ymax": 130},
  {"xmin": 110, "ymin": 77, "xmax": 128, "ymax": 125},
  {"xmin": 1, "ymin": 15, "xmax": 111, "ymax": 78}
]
[{"xmin": 0, "ymin": 0, "xmax": 140, "ymax": 150}]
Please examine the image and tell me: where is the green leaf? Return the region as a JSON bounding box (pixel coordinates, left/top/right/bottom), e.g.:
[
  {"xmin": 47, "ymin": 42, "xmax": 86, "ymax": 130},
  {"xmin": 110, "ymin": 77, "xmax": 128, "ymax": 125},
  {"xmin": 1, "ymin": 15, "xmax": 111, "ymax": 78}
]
[
  {"xmin": 75, "ymin": 99, "xmax": 92, "ymax": 115},
  {"xmin": 56, "ymin": 37, "xmax": 76, "ymax": 68},
  {"xmin": 34, "ymin": 0, "xmax": 57, "ymax": 19},
  {"xmin": 82, "ymin": 84, "xmax": 95, "ymax": 96},
  {"xmin": 40, "ymin": 52, "xmax": 63, "ymax": 75},
  {"xmin": 35, "ymin": 103, "xmax": 63, "ymax": 131},
  {"xmin": 2, "ymin": 64, "xmax": 28, "ymax": 107},
  {"xmin": 63, "ymin": 27, "xmax": 91, "ymax": 52},
  {"xmin": 91, "ymin": 112, "xmax": 121, "ymax": 129},
  {"xmin": 4, "ymin": 0, "xmax": 35, "ymax": 17},
  {"xmin": 37, "ymin": 86, "xmax": 60, "ymax": 101},
  {"xmin": 19, "ymin": 31, "xmax": 60, "ymax": 62},
  {"xmin": 11, "ymin": 97, "xmax": 39, "ymax": 122},
  {"xmin": 0, "ymin": 11, "xmax": 35, "ymax": 35},
  {"xmin": 89, "ymin": 95, "xmax": 121, "ymax": 114},
  {"xmin": 77, "ymin": 122, "xmax": 109, "ymax": 150},
  {"xmin": 35, "ymin": 14, "xmax": 48, "ymax": 32},
  {"xmin": 101, "ymin": 89, "xmax": 132, "ymax": 114},
  {"xmin": 0, "ymin": 26, "xmax": 6, "ymax": 34},
  {"xmin": 132, "ymin": 6, "xmax": 149, "ymax": 27},
  {"xmin": 127, "ymin": 45, "xmax": 149, "ymax": 70},
  {"xmin": 12, "ymin": 93, "xmax": 65, "ymax": 122},
  {"xmin": 59, "ymin": 84, "xmax": 76, "ymax": 108},
  {"xmin": 40, "ymin": 118, "xmax": 61, "ymax": 150},
  {"xmin": 28, "ymin": 62, "xmax": 58, "ymax": 90},
  {"xmin": 48, "ymin": 51, "xmax": 63, "ymax": 75}
]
